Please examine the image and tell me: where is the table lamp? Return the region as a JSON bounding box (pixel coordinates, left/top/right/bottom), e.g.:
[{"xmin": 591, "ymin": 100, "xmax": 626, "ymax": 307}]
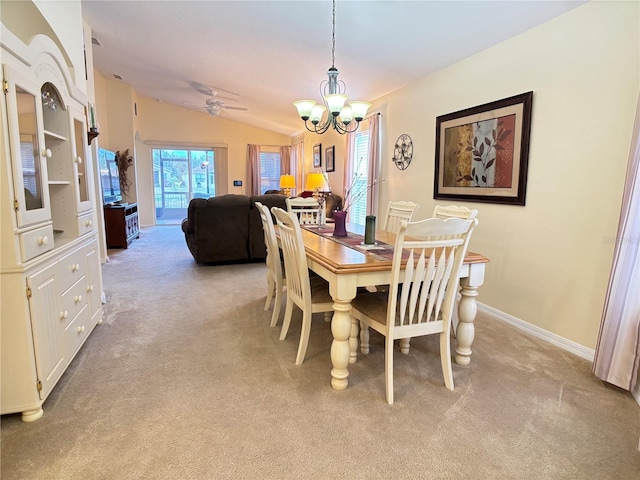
[
  {"xmin": 305, "ymin": 172, "xmax": 328, "ymax": 194},
  {"xmin": 305, "ymin": 172, "xmax": 330, "ymax": 224},
  {"xmin": 279, "ymin": 175, "xmax": 296, "ymax": 196}
]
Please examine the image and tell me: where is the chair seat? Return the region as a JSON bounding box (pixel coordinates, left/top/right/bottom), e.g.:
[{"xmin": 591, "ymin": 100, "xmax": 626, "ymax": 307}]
[
  {"xmin": 352, "ymin": 291, "xmax": 389, "ymax": 322},
  {"xmin": 310, "ymin": 276, "xmax": 333, "ymax": 304}
]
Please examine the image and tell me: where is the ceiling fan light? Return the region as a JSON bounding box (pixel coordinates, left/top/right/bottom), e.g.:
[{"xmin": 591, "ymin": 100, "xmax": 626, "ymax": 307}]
[
  {"xmin": 349, "ymin": 101, "xmax": 371, "ymax": 122},
  {"xmin": 338, "ymin": 105, "xmax": 353, "ymax": 125},
  {"xmin": 310, "ymin": 104, "xmax": 326, "ymax": 124},
  {"xmin": 294, "ymin": 100, "xmax": 316, "ymax": 120},
  {"xmin": 325, "ymin": 94, "xmax": 347, "ymax": 116}
]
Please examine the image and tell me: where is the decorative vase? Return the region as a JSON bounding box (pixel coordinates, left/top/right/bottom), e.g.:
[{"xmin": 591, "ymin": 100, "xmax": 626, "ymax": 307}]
[{"xmin": 333, "ymin": 210, "xmax": 348, "ymax": 237}]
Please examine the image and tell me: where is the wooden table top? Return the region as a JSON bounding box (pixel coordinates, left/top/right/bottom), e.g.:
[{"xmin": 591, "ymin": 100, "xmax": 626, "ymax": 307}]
[{"xmin": 294, "ymin": 224, "xmax": 490, "ymax": 275}]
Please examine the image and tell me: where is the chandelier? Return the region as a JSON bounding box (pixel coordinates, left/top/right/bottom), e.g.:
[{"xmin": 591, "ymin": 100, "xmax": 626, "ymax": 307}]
[{"xmin": 293, "ymin": 0, "xmax": 371, "ymax": 135}]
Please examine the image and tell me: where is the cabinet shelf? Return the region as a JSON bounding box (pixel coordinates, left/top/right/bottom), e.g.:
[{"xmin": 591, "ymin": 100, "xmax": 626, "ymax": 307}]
[
  {"xmin": 48, "ymin": 180, "xmax": 71, "ymax": 185},
  {"xmin": 43, "ymin": 129, "xmax": 67, "ymax": 141}
]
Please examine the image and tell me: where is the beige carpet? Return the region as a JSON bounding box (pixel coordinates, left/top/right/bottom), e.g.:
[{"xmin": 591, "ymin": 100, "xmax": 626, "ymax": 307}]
[{"xmin": 2, "ymin": 226, "xmax": 639, "ymax": 479}]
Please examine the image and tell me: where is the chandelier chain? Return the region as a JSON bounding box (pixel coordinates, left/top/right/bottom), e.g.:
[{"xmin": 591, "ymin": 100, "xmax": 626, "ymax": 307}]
[{"xmin": 331, "ymin": 0, "xmax": 336, "ymax": 68}]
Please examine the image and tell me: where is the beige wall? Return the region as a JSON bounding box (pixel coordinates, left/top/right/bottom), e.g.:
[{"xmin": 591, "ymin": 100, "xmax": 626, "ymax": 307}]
[{"xmin": 369, "ymin": 1, "xmax": 639, "ymax": 350}]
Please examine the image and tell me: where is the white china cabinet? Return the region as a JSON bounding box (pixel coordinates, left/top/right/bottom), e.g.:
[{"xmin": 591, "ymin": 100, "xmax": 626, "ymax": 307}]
[{"xmin": 1, "ymin": 31, "xmax": 104, "ymax": 421}]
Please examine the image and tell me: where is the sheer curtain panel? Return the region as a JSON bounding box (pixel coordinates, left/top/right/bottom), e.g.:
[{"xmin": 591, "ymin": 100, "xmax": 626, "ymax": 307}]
[
  {"xmin": 247, "ymin": 144, "xmax": 260, "ymax": 195},
  {"xmin": 366, "ymin": 114, "xmax": 380, "ymax": 216},
  {"xmin": 593, "ymin": 94, "xmax": 640, "ymax": 392}
]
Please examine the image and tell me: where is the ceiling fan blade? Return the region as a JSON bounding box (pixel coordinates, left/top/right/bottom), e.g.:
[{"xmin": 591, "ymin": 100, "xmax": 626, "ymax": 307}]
[
  {"xmin": 191, "ymin": 81, "xmax": 239, "ymax": 98},
  {"xmin": 223, "ymin": 106, "xmax": 248, "ymax": 111}
]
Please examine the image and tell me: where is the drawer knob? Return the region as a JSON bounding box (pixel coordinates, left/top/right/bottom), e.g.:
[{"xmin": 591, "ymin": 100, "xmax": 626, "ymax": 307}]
[
  {"xmin": 59, "ymin": 310, "xmax": 68, "ymax": 320},
  {"xmin": 74, "ymin": 294, "xmax": 83, "ymax": 304},
  {"xmin": 85, "ymin": 220, "xmax": 92, "ymax": 227},
  {"xmin": 86, "ymin": 284, "xmax": 94, "ymax": 292},
  {"xmin": 72, "ymin": 263, "xmax": 80, "ymax": 272},
  {"xmin": 76, "ymin": 156, "xmax": 83, "ymax": 164},
  {"xmin": 38, "ymin": 236, "xmax": 48, "ymax": 246},
  {"xmin": 77, "ymin": 325, "xmax": 85, "ymax": 334},
  {"xmin": 42, "ymin": 148, "xmax": 52, "ymax": 159}
]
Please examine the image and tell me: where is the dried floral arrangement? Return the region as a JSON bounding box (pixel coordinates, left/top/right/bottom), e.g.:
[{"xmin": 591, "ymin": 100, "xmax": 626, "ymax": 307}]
[{"xmin": 116, "ymin": 149, "xmax": 133, "ymax": 195}]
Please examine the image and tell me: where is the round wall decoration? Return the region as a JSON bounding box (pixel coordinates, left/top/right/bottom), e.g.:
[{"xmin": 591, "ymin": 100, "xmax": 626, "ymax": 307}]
[{"xmin": 392, "ymin": 134, "xmax": 413, "ymax": 170}]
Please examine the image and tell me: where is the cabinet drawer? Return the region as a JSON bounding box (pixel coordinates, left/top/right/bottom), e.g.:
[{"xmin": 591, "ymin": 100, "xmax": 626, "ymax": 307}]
[
  {"xmin": 77, "ymin": 213, "xmax": 95, "ymax": 236},
  {"xmin": 60, "ymin": 277, "xmax": 88, "ymax": 328},
  {"xmin": 19, "ymin": 225, "xmax": 55, "ymax": 262},
  {"xmin": 57, "ymin": 248, "xmax": 85, "ymax": 291},
  {"xmin": 64, "ymin": 304, "xmax": 91, "ymax": 358}
]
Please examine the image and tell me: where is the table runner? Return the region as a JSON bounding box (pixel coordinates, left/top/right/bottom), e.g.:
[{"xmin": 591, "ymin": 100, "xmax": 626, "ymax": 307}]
[{"xmin": 302, "ymin": 225, "xmax": 396, "ymax": 261}]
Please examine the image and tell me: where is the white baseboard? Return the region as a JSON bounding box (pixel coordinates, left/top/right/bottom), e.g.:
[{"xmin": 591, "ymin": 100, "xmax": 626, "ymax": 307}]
[{"xmin": 477, "ymin": 302, "xmax": 595, "ymax": 362}]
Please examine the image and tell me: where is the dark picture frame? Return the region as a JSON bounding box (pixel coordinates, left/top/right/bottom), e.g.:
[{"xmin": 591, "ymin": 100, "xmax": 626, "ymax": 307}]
[
  {"xmin": 325, "ymin": 145, "xmax": 335, "ymax": 172},
  {"xmin": 434, "ymin": 91, "xmax": 533, "ymax": 206},
  {"xmin": 313, "ymin": 143, "xmax": 322, "ymax": 168}
]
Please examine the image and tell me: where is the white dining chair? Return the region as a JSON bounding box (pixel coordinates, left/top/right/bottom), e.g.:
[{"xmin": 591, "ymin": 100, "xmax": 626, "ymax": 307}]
[
  {"xmin": 271, "ymin": 207, "xmax": 333, "ymax": 365},
  {"xmin": 384, "ymin": 200, "xmax": 419, "ymax": 233},
  {"xmin": 255, "ymin": 202, "xmax": 285, "ymax": 327},
  {"xmin": 286, "ymin": 197, "xmax": 323, "ymax": 225},
  {"xmin": 351, "ymin": 216, "xmax": 477, "ymax": 404}
]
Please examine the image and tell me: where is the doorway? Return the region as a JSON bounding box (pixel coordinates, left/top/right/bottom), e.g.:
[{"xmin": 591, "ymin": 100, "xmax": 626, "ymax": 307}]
[{"xmin": 152, "ymin": 148, "xmax": 215, "ymax": 225}]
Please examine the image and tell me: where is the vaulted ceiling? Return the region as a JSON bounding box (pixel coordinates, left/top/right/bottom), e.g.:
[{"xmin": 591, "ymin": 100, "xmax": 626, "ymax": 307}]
[{"xmin": 81, "ymin": 0, "xmax": 586, "ymax": 136}]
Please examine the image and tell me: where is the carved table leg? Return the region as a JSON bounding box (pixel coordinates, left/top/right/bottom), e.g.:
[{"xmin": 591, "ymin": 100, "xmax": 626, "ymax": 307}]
[
  {"xmin": 330, "ymin": 299, "xmax": 353, "ymax": 390},
  {"xmin": 329, "ymin": 276, "xmax": 357, "ymax": 390},
  {"xmin": 455, "ymin": 263, "xmax": 485, "ymax": 366}
]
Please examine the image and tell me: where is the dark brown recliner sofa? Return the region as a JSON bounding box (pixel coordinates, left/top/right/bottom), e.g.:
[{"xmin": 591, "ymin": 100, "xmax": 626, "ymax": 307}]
[{"xmin": 181, "ymin": 193, "xmax": 287, "ymax": 264}]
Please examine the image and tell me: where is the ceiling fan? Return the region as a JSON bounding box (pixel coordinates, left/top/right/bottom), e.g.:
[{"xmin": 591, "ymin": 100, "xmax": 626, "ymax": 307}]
[
  {"xmin": 201, "ymin": 95, "xmax": 249, "ymax": 117},
  {"xmin": 185, "ymin": 84, "xmax": 248, "ymax": 117}
]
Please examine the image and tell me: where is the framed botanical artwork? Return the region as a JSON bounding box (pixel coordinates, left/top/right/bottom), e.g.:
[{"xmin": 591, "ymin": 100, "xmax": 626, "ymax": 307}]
[
  {"xmin": 313, "ymin": 143, "xmax": 322, "ymax": 168},
  {"xmin": 325, "ymin": 145, "xmax": 335, "ymax": 172},
  {"xmin": 434, "ymin": 91, "xmax": 533, "ymax": 206}
]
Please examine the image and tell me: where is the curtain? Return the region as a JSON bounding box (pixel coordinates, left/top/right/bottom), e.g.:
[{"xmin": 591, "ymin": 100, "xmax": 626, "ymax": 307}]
[
  {"xmin": 366, "ymin": 113, "xmax": 380, "ymax": 216},
  {"xmin": 279, "ymin": 146, "xmax": 291, "ymax": 176},
  {"xmin": 290, "ymin": 142, "xmax": 303, "ymax": 197},
  {"xmin": 247, "ymin": 144, "xmax": 260, "ymax": 196},
  {"xmin": 343, "ymin": 130, "xmax": 356, "ymax": 211},
  {"xmin": 593, "ymin": 94, "xmax": 640, "ymax": 391}
]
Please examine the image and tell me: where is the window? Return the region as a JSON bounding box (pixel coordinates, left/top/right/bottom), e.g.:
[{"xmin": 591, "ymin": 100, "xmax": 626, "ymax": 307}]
[
  {"xmin": 347, "ymin": 129, "xmax": 370, "ymax": 226},
  {"xmin": 259, "ymin": 150, "xmax": 281, "ymax": 194}
]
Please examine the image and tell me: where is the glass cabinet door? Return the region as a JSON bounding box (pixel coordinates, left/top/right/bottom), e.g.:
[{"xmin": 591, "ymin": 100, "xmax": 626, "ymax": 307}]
[
  {"xmin": 3, "ymin": 65, "xmax": 50, "ymax": 227},
  {"xmin": 71, "ymin": 107, "xmax": 91, "ymax": 212}
]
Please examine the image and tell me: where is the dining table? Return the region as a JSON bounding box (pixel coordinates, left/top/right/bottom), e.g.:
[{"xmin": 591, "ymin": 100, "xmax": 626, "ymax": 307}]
[{"xmin": 281, "ymin": 221, "xmax": 490, "ymax": 391}]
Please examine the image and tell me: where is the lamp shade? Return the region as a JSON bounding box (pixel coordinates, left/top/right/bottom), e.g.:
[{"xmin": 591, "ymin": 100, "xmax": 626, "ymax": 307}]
[
  {"xmin": 305, "ymin": 173, "xmax": 328, "ymax": 192},
  {"xmin": 293, "ymin": 100, "xmax": 316, "ymax": 120},
  {"xmin": 279, "ymin": 174, "xmax": 296, "ymax": 189}
]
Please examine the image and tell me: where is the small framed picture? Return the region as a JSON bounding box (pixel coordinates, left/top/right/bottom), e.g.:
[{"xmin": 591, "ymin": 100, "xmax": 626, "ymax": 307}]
[
  {"xmin": 325, "ymin": 145, "xmax": 335, "ymax": 172},
  {"xmin": 313, "ymin": 143, "xmax": 322, "ymax": 168}
]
